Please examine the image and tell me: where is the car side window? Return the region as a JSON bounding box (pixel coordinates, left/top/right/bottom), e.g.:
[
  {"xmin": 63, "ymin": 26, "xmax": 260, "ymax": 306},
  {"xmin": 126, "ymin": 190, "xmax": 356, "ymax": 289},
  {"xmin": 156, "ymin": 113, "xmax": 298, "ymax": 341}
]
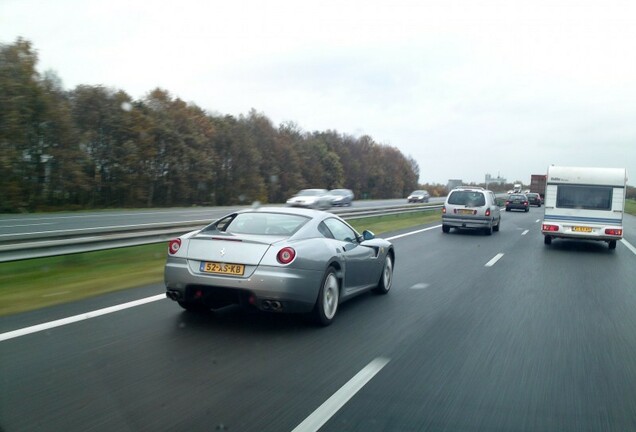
[
  {"xmin": 318, "ymin": 221, "xmax": 335, "ymax": 239},
  {"xmin": 323, "ymin": 218, "xmax": 357, "ymax": 243}
]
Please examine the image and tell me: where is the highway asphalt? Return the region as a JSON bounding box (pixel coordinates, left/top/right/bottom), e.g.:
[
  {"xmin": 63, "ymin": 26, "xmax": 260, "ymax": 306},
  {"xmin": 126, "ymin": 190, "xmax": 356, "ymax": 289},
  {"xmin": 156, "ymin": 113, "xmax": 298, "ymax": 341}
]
[{"xmin": 2, "ymin": 208, "xmax": 636, "ymax": 431}]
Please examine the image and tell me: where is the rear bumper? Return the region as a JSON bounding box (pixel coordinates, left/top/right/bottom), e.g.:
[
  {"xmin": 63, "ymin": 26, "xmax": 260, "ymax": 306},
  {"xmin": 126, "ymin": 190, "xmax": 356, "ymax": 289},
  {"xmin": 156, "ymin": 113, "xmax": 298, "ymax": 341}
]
[
  {"xmin": 164, "ymin": 257, "xmax": 321, "ymax": 313},
  {"xmin": 442, "ymin": 215, "xmax": 492, "ymax": 229},
  {"xmin": 541, "ymin": 222, "xmax": 623, "ymax": 242}
]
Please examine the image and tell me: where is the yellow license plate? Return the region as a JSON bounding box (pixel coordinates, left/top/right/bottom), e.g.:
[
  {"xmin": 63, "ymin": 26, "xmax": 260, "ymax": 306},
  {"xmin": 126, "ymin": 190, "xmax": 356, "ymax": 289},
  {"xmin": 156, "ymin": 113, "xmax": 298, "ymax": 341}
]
[
  {"xmin": 459, "ymin": 209, "xmax": 474, "ymax": 215},
  {"xmin": 572, "ymin": 226, "xmax": 593, "ymax": 233},
  {"xmin": 200, "ymin": 262, "xmax": 245, "ymax": 275}
]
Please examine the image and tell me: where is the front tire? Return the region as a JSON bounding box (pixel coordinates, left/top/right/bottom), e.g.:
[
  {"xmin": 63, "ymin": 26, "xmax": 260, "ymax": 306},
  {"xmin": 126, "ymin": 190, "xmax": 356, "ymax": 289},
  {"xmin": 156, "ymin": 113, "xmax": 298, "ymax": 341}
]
[
  {"xmin": 313, "ymin": 267, "xmax": 340, "ymax": 326},
  {"xmin": 374, "ymin": 254, "xmax": 393, "ymax": 294}
]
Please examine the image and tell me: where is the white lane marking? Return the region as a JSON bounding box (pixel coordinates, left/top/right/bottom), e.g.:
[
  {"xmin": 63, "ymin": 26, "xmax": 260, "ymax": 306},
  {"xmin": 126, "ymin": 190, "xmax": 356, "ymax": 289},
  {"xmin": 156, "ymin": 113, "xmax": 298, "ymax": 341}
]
[
  {"xmin": 0, "ymin": 294, "xmax": 166, "ymax": 342},
  {"xmin": 621, "ymin": 239, "xmax": 636, "ymax": 256},
  {"xmin": 410, "ymin": 283, "xmax": 430, "ymax": 290},
  {"xmin": 386, "ymin": 225, "xmax": 441, "ymax": 241},
  {"xmin": 535, "ymin": 219, "xmax": 540, "ymax": 223},
  {"xmin": 522, "ymin": 230, "xmax": 529, "ymax": 236},
  {"xmin": 291, "ymin": 357, "xmax": 390, "ymax": 432},
  {"xmin": 485, "ymin": 253, "xmax": 504, "ymax": 267}
]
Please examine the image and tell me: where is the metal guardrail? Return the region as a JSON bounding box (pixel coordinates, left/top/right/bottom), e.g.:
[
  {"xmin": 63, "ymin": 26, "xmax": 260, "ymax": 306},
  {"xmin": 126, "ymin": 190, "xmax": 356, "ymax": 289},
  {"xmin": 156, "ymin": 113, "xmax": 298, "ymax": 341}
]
[{"xmin": 0, "ymin": 204, "xmax": 442, "ymax": 262}]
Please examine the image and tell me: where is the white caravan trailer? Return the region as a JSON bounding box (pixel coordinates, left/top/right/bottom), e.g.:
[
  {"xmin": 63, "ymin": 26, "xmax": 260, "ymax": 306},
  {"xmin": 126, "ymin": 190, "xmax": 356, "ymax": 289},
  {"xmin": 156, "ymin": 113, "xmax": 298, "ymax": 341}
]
[{"xmin": 541, "ymin": 166, "xmax": 627, "ymax": 250}]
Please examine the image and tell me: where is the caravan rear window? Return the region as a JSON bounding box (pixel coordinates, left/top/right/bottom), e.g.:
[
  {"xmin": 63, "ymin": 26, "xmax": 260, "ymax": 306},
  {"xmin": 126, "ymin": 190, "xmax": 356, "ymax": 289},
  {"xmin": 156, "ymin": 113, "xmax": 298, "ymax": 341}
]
[{"xmin": 556, "ymin": 185, "xmax": 612, "ymax": 210}]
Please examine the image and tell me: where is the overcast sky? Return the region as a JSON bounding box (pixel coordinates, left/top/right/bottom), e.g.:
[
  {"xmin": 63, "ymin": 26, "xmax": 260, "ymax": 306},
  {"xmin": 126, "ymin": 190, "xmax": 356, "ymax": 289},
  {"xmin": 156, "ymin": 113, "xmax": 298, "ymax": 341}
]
[{"xmin": 2, "ymin": 0, "xmax": 635, "ymax": 185}]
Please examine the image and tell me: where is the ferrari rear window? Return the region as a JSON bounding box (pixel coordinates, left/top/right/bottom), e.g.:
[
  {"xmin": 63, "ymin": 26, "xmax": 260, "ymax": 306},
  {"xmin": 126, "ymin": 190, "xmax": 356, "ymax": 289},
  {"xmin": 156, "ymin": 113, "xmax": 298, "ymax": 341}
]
[{"xmin": 226, "ymin": 213, "xmax": 309, "ymax": 235}]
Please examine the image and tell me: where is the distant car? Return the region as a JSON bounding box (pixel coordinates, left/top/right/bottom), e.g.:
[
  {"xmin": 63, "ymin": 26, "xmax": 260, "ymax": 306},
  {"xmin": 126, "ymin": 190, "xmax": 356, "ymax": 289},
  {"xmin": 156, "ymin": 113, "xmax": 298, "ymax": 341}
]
[
  {"xmin": 286, "ymin": 189, "xmax": 332, "ymax": 209},
  {"xmin": 526, "ymin": 193, "xmax": 541, "ymax": 207},
  {"xmin": 164, "ymin": 207, "xmax": 395, "ymax": 325},
  {"xmin": 442, "ymin": 187, "xmax": 501, "ymax": 235},
  {"xmin": 506, "ymin": 194, "xmax": 529, "ymax": 212},
  {"xmin": 407, "ymin": 190, "xmax": 430, "ymax": 203},
  {"xmin": 329, "ymin": 189, "xmax": 354, "ymax": 206}
]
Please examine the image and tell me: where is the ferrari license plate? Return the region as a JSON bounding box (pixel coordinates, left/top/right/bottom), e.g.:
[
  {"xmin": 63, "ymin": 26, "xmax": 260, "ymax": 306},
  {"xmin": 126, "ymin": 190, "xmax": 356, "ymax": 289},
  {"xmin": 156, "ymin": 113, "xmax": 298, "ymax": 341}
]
[
  {"xmin": 200, "ymin": 262, "xmax": 245, "ymax": 275},
  {"xmin": 572, "ymin": 226, "xmax": 593, "ymax": 233},
  {"xmin": 459, "ymin": 209, "xmax": 474, "ymax": 215}
]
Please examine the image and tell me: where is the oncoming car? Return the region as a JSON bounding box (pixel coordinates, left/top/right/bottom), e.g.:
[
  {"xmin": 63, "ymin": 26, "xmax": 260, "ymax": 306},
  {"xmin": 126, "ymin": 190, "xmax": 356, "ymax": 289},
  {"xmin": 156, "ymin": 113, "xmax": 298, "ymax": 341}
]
[
  {"xmin": 286, "ymin": 189, "xmax": 332, "ymax": 209},
  {"xmin": 164, "ymin": 207, "xmax": 394, "ymax": 325},
  {"xmin": 407, "ymin": 190, "xmax": 430, "ymax": 203},
  {"xmin": 329, "ymin": 188, "xmax": 354, "ymax": 206}
]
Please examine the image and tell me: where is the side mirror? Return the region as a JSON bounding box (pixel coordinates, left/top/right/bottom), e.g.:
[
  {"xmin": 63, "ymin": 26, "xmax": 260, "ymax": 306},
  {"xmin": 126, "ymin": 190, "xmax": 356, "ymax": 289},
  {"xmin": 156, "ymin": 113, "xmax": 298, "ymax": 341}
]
[{"xmin": 362, "ymin": 230, "xmax": 375, "ymax": 241}]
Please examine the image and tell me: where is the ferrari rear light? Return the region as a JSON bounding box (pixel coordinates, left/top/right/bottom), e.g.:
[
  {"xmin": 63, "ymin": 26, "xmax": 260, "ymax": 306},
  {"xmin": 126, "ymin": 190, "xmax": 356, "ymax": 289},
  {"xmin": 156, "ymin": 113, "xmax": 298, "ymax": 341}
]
[
  {"xmin": 277, "ymin": 247, "xmax": 296, "ymax": 264},
  {"xmin": 485, "ymin": 208, "xmax": 491, "ymax": 216},
  {"xmin": 168, "ymin": 238, "xmax": 182, "ymax": 255},
  {"xmin": 605, "ymin": 228, "xmax": 622, "ymax": 236},
  {"xmin": 542, "ymin": 224, "xmax": 559, "ymax": 232}
]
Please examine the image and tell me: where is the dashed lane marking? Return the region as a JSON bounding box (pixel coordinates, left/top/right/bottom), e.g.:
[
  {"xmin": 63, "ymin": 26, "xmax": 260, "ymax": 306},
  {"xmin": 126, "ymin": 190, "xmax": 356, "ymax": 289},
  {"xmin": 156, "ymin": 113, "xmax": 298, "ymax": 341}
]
[
  {"xmin": 291, "ymin": 357, "xmax": 390, "ymax": 432},
  {"xmin": 485, "ymin": 253, "xmax": 504, "ymax": 267}
]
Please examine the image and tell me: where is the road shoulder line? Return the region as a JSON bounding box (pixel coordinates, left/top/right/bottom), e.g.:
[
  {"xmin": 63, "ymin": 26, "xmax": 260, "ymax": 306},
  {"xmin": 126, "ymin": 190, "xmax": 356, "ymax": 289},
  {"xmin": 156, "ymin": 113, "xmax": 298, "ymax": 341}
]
[
  {"xmin": 0, "ymin": 294, "xmax": 165, "ymax": 342},
  {"xmin": 291, "ymin": 357, "xmax": 390, "ymax": 432}
]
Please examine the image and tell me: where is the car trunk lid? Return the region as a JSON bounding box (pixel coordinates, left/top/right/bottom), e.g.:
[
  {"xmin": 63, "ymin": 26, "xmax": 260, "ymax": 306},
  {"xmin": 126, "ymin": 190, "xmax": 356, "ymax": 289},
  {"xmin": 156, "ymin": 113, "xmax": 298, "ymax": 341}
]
[{"xmin": 187, "ymin": 233, "xmax": 286, "ymax": 266}]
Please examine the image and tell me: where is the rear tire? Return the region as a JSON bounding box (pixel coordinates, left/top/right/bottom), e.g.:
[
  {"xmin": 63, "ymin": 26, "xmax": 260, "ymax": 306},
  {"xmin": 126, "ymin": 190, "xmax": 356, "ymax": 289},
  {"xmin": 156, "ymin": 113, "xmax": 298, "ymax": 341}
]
[
  {"xmin": 374, "ymin": 254, "xmax": 393, "ymax": 295},
  {"xmin": 442, "ymin": 225, "xmax": 451, "ymax": 233},
  {"xmin": 544, "ymin": 236, "xmax": 552, "ymax": 245},
  {"xmin": 525, "ymin": 208, "xmax": 529, "ymax": 212},
  {"xmin": 484, "ymin": 225, "xmax": 493, "ymax": 236},
  {"xmin": 313, "ymin": 267, "xmax": 339, "ymax": 326},
  {"xmin": 609, "ymin": 240, "xmax": 617, "ymax": 250},
  {"xmin": 505, "ymin": 207, "xmax": 510, "ymax": 212},
  {"xmin": 493, "ymin": 218, "xmax": 500, "ymax": 232}
]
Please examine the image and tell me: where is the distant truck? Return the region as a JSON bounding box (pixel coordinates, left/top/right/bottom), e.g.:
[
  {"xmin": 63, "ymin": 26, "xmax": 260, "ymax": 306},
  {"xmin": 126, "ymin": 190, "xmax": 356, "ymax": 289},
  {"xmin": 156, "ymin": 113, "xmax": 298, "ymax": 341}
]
[
  {"xmin": 530, "ymin": 174, "xmax": 547, "ymax": 199},
  {"xmin": 513, "ymin": 183, "xmax": 522, "ymax": 193},
  {"xmin": 541, "ymin": 166, "xmax": 627, "ymax": 250}
]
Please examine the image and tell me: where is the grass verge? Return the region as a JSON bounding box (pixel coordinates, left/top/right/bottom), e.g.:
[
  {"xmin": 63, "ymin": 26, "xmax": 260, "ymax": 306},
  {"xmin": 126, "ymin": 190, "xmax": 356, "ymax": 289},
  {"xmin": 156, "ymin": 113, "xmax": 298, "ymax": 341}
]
[
  {"xmin": 625, "ymin": 199, "xmax": 636, "ymax": 216},
  {"xmin": 0, "ymin": 210, "xmax": 441, "ymax": 317}
]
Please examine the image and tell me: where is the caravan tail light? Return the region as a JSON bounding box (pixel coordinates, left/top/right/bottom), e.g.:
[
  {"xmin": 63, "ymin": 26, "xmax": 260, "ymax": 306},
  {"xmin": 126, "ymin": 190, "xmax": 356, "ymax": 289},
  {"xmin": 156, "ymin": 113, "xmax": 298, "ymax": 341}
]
[
  {"xmin": 542, "ymin": 224, "xmax": 559, "ymax": 232},
  {"xmin": 605, "ymin": 228, "xmax": 622, "ymax": 236}
]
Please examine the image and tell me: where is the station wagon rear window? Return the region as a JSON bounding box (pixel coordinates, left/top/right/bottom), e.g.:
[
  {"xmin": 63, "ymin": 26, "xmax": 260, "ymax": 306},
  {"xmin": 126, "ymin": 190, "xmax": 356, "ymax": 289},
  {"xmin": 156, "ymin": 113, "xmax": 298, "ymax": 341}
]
[
  {"xmin": 556, "ymin": 185, "xmax": 612, "ymax": 210},
  {"xmin": 448, "ymin": 191, "xmax": 486, "ymax": 206}
]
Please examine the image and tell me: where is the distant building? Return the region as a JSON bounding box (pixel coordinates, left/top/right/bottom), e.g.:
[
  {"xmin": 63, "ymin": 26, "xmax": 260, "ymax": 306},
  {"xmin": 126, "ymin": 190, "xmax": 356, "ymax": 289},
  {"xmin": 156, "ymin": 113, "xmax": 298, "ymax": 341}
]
[
  {"xmin": 485, "ymin": 173, "xmax": 506, "ymax": 185},
  {"xmin": 447, "ymin": 179, "xmax": 463, "ymax": 190}
]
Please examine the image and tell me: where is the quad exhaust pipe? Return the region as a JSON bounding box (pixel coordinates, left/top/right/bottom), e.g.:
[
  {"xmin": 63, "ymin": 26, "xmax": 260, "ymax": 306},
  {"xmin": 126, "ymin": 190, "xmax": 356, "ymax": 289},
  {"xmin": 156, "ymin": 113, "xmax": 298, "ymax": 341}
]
[
  {"xmin": 262, "ymin": 300, "xmax": 283, "ymax": 312},
  {"xmin": 166, "ymin": 290, "xmax": 182, "ymax": 301}
]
